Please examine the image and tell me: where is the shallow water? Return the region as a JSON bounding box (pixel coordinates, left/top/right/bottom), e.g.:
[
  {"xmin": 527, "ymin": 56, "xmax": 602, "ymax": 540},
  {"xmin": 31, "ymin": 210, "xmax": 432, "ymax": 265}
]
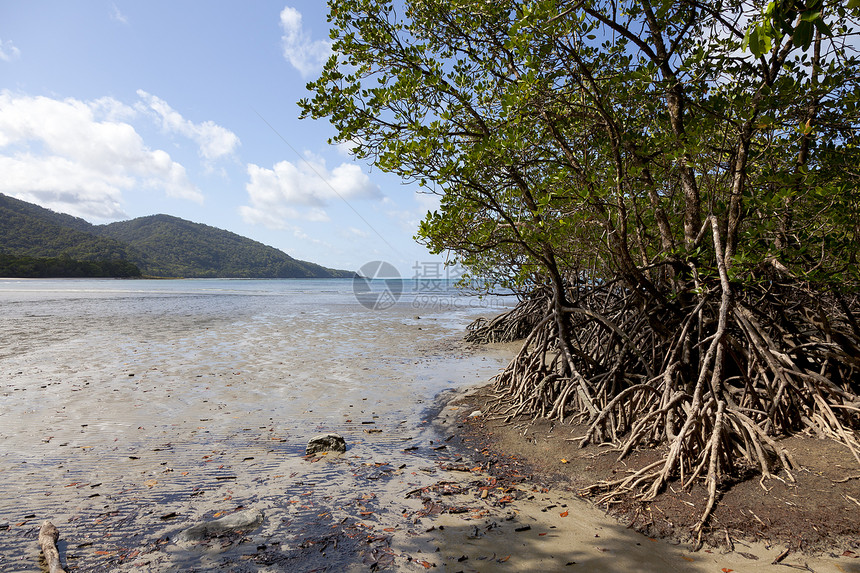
[{"xmin": 0, "ymin": 278, "xmax": 515, "ymax": 571}]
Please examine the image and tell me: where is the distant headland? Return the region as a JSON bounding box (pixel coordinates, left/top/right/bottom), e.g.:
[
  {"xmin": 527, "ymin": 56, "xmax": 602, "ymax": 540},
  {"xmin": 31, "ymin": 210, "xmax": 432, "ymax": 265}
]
[{"xmin": 0, "ymin": 193, "xmax": 351, "ymax": 278}]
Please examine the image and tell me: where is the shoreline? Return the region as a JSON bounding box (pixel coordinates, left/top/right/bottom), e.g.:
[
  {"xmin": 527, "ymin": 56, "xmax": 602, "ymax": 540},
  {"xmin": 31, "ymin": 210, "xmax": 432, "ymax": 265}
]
[
  {"xmin": 2, "ymin": 279, "xmax": 855, "ymax": 573},
  {"xmin": 0, "ymin": 281, "xmax": 516, "ymax": 572},
  {"xmin": 419, "ymin": 379, "xmax": 860, "ymax": 572}
]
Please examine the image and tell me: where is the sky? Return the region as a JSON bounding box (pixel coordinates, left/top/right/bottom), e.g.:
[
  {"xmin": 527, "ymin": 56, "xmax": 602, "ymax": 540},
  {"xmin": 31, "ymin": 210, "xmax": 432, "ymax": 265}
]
[{"xmin": 0, "ymin": 1, "xmax": 444, "ymax": 276}]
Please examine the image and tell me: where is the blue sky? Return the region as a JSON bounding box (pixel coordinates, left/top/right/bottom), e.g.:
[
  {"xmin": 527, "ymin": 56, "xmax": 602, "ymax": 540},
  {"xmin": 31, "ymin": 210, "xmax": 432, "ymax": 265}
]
[{"xmin": 0, "ymin": 1, "xmax": 443, "ymax": 275}]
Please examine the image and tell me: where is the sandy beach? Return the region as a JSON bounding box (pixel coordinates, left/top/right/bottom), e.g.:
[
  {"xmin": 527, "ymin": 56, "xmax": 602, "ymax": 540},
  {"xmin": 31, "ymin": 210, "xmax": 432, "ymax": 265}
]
[
  {"xmin": 1, "ymin": 279, "xmax": 857, "ymax": 572},
  {"xmin": 417, "ymin": 389, "xmax": 860, "ymax": 573},
  {"xmin": 0, "ymin": 279, "xmax": 511, "ymax": 571}
]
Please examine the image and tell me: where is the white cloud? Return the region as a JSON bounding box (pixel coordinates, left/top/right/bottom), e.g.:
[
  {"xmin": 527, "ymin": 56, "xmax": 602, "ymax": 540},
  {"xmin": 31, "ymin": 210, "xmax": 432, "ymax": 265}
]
[
  {"xmin": 414, "ymin": 191, "xmax": 441, "ymax": 213},
  {"xmin": 335, "ymin": 138, "xmax": 362, "ymax": 157},
  {"xmin": 90, "ymin": 96, "xmax": 138, "ymax": 122},
  {"xmin": 240, "ymin": 153, "xmax": 381, "ymax": 228},
  {"xmin": 0, "ymin": 37, "xmax": 20, "ymax": 62},
  {"xmin": 386, "ymin": 208, "xmax": 423, "ymax": 233},
  {"xmin": 0, "ymin": 155, "xmax": 129, "ymax": 219},
  {"xmin": 0, "ymin": 91, "xmax": 202, "ymax": 220},
  {"xmin": 385, "ymin": 191, "xmax": 441, "ymax": 233},
  {"xmin": 345, "ymin": 227, "xmax": 370, "ymax": 238},
  {"xmin": 136, "ymin": 90, "xmax": 239, "ymax": 161},
  {"xmin": 280, "ymin": 6, "xmax": 332, "ymax": 77},
  {"xmin": 110, "ymin": 4, "xmax": 128, "ymax": 25}
]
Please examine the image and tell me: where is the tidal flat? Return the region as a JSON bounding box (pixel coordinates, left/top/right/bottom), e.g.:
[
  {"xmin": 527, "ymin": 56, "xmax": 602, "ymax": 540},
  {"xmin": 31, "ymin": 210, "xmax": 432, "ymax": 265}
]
[
  {"xmin": 2, "ymin": 279, "xmax": 855, "ymax": 572},
  {"xmin": 0, "ymin": 278, "xmax": 516, "ymax": 571}
]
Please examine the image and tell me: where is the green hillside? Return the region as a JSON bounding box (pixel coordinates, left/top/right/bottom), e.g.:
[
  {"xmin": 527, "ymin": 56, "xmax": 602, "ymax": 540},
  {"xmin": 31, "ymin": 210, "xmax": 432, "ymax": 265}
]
[
  {"xmin": 96, "ymin": 214, "xmax": 349, "ymax": 278},
  {"xmin": 0, "ymin": 192, "xmax": 95, "ymax": 232},
  {"xmin": 0, "ymin": 194, "xmax": 146, "ymax": 263},
  {"xmin": 0, "ymin": 193, "xmax": 351, "ymax": 278}
]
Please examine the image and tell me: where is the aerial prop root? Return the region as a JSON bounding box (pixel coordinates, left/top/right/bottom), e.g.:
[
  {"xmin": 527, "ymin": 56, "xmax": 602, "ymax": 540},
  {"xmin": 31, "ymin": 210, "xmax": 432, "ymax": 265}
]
[{"xmin": 475, "ymin": 273, "xmax": 859, "ymax": 535}]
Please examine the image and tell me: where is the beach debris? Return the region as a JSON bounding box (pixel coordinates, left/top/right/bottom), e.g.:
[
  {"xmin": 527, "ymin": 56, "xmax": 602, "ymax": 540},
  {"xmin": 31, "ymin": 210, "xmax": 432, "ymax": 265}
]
[
  {"xmin": 306, "ymin": 433, "xmax": 347, "ymax": 456},
  {"xmin": 38, "ymin": 520, "xmax": 67, "ymax": 573},
  {"xmin": 175, "ymin": 508, "xmax": 264, "ymax": 543},
  {"xmin": 439, "ymin": 463, "xmax": 473, "ymax": 472},
  {"xmin": 364, "ymin": 548, "xmax": 396, "ymax": 569},
  {"xmin": 772, "ymin": 547, "xmax": 791, "ymax": 564}
]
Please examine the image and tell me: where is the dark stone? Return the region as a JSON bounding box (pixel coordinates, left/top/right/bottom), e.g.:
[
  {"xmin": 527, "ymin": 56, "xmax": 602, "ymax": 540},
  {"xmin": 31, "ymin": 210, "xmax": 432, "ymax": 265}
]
[
  {"xmin": 175, "ymin": 509, "xmax": 264, "ymax": 543},
  {"xmin": 306, "ymin": 433, "xmax": 347, "ymax": 455}
]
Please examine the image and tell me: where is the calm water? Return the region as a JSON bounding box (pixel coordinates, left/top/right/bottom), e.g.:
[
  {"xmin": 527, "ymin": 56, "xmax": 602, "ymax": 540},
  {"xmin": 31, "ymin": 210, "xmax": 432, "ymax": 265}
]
[{"xmin": 0, "ymin": 278, "xmax": 515, "ymax": 571}]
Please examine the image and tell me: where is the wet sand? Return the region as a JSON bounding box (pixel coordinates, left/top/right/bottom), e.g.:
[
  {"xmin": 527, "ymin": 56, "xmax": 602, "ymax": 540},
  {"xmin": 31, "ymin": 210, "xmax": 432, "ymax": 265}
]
[
  {"xmin": 416, "ymin": 393, "xmax": 860, "ymax": 573},
  {"xmin": 2, "ymin": 280, "xmax": 857, "ymax": 572},
  {"xmin": 0, "ymin": 280, "xmax": 515, "ymax": 571}
]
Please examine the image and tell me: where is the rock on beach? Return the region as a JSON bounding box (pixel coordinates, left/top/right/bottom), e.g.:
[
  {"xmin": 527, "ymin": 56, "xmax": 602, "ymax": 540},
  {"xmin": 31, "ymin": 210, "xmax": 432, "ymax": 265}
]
[
  {"xmin": 175, "ymin": 509, "xmax": 264, "ymax": 543},
  {"xmin": 306, "ymin": 433, "xmax": 347, "ymax": 456}
]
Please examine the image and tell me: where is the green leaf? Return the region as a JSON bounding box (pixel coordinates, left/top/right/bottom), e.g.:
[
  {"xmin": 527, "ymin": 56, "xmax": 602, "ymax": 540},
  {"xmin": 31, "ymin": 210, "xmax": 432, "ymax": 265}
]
[
  {"xmin": 814, "ymin": 17, "xmax": 832, "ymax": 37},
  {"xmin": 743, "ymin": 24, "xmax": 773, "ymax": 57},
  {"xmin": 743, "ymin": 25, "xmax": 759, "ymax": 56},
  {"xmin": 793, "ymin": 20, "xmax": 813, "ymax": 48}
]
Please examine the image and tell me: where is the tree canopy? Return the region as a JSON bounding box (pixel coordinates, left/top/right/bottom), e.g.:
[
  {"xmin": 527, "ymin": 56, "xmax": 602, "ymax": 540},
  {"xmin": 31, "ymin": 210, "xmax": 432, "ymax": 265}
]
[
  {"xmin": 301, "ymin": 0, "xmax": 860, "ymax": 538},
  {"xmin": 0, "ymin": 253, "xmax": 141, "ymax": 278}
]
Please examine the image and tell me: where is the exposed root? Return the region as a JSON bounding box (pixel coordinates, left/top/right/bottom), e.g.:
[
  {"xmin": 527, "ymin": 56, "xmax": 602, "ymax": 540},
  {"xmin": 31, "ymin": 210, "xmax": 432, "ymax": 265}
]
[
  {"xmin": 465, "ymin": 288, "xmax": 549, "ymax": 344},
  {"xmin": 477, "ymin": 274, "xmax": 860, "ymax": 540}
]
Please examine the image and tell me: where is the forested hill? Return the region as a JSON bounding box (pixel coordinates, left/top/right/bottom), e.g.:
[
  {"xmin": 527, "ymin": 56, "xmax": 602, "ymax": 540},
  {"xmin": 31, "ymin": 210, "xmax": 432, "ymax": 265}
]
[
  {"xmin": 97, "ymin": 214, "xmax": 350, "ymax": 278},
  {"xmin": 0, "ymin": 194, "xmax": 145, "ymax": 263},
  {"xmin": 0, "ymin": 194, "xmax": 351, "ymax": 278}
]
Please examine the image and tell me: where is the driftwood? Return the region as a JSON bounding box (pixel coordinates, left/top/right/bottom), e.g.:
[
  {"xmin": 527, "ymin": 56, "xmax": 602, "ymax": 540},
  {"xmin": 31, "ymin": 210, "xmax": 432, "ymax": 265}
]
[{"xmin": 38, "ymin": 521, "xmax": 66, "ymax": 573}]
